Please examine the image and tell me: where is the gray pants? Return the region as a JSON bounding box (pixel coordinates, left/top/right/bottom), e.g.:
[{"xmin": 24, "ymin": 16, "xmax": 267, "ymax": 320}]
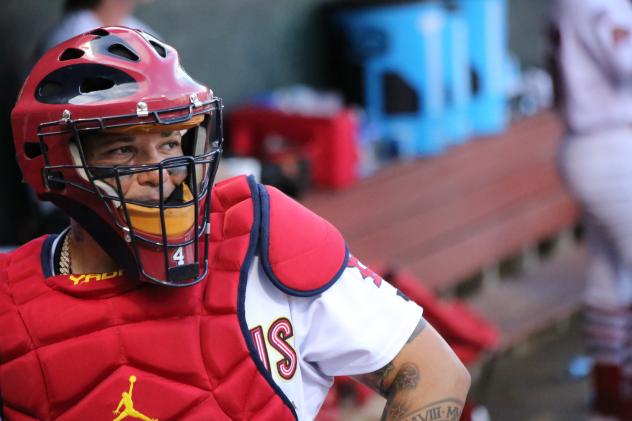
[
  {"xmin": 559, "ymin": 125, "xmax": 632, "ymax": 309},
  {"xmin": 559, "ymin": 126, "xmax": 632, "ymax": 366}
]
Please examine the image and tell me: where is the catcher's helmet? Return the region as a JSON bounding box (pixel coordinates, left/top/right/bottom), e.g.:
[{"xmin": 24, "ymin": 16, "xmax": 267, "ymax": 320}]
[{"xmin": 11, "ymin": 26, "xmax": 223, "ymax": 286}]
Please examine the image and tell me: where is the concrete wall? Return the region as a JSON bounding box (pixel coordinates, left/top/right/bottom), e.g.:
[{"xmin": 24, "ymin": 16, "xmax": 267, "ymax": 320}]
[
  {"xmin": 1, "ymin": 0, "xmax": 550, "ymax": 107},
  {"xmin": 507, "ymin": 0, "xmax": 551, "ymax": 68},
  {"xmin": 138, "ymin": 0, "xmax": 338, "ymax": 107}
]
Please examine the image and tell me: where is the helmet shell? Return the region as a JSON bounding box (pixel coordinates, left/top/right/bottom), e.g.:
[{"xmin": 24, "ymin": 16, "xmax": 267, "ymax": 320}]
[{"xmin": 11, "ymin": 27, "xmax": 221, "ymax": 286}]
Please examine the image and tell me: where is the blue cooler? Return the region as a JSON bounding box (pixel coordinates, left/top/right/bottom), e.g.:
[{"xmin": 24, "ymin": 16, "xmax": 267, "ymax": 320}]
[
  {"xmin": 442, "ymin": 7, "xmax": 471, "ymax": 145},
  {"xmin": 456, "ymin": 0, "xmax": 509, "ymax": 135},
  {"xmin": 332, "ymin": 1, "xmax": 446, "ymax": 157}
]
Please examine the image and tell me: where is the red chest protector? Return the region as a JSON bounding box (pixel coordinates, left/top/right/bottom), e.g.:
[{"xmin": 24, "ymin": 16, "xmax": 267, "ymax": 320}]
[{"xmin": 0, "ymin": 175, "xmax": 347, "ymax": 421}]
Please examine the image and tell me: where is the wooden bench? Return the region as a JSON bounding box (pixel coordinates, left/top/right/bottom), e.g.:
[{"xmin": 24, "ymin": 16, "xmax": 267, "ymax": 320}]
[{"xmin": 301, "ymin": 110, "xmax": 585, "ymax": 352}]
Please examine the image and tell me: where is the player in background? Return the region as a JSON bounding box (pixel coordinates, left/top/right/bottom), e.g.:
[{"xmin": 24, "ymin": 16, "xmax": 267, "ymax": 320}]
[{"xmin": 552, "ymin": 0, "xmax": 632, "ymax": 418}]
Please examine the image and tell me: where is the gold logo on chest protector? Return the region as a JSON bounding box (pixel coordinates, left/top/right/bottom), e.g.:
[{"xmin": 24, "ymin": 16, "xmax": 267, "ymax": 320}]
[
  {"xmin": 113, "ymin": 375, "xmax": 158, "ymax": 421},
  {"xmin": 68, "ymin": 270, "xmax": 124, "ymax": 286}
]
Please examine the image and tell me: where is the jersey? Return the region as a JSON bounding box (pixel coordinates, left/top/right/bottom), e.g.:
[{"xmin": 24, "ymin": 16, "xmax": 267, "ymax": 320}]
[{"xmin": 245, "ymin": 255, "xmax": 423, "ymax": 420}]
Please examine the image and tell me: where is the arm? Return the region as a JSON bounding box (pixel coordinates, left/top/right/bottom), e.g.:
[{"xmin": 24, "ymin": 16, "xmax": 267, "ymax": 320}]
[{"xmin": 354, "ymin": 317, "xmax": 471, "ymax": 421}]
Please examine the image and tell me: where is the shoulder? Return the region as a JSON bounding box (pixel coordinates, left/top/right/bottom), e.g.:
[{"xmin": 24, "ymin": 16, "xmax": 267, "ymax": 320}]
[
  {"xmin": 258, "ymin": 184, "xmax": 348, "ymax": 297},
  {"xmin": 212, "ymin": 176, "xmax": 348, "ymax": 296},
  {"xmin": 0, "ymin": 235, "xmax": 49, "ymax": 288},
  {"xmin": 3, "ymin": 236, "xmax": 50, "ymax": 270}
]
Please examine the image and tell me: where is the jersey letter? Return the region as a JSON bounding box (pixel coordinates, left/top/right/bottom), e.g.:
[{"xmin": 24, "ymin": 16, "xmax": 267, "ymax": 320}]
[{"xmin": 268, "ymin": 317, "xmax": 297, "ymax": 380}]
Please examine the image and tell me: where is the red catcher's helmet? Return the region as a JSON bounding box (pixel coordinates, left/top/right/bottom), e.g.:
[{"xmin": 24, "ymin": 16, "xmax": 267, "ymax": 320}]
[{"xmin": 11, "ymin": 26, "xmax": 223, "ymax": 287}]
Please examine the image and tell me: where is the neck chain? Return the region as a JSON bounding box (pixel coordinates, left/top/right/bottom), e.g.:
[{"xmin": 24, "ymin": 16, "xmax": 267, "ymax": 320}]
[{"xmin": 59, "ymin": 232, "xmax": 72, "ymax": 275}]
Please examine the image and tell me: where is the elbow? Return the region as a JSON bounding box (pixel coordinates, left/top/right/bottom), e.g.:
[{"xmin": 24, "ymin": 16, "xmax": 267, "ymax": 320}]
[
  {"xmin": 449, "ymin": 357, "xmax": 472, "ymax": 397},
  {"xmin": 458, "ymin": 361, "xmax": 472, "ymax": 393}
]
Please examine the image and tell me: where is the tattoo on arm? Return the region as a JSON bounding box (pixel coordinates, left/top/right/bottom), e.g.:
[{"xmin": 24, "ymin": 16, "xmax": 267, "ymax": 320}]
[
  {"xmin": 391, "ymin": 362, "xmax": 420, "ymax": 391},
  {"xmin": 357, "ymin": 317, "xmax": 463, "ymax": 420},
  {"xmin": 357, "ymin": 317, "xmax": 427, "ymax": 396},
  {"xmin": 357, "ymin": 361, "xmax": 395, "ymax": 396},
  {"xmin": 379, "ymin": 362, "xmax": 421, "ymax": 420},
  {"xmin": 379, "ymin": 361, "xmax": 464, "ymax": 420},
  {"xmin": 383, "ymin": 398, "xmax": 464, "ymax": 421}
]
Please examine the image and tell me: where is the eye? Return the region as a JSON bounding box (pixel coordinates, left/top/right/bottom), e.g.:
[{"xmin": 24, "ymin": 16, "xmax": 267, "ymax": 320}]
[
  {"xmin": 108, "ymin": 145, "xmax": 134, "ymax": 155},
  {"xmin": 161, "ymin": 139, "xmax": 182, "ymax": 151}
]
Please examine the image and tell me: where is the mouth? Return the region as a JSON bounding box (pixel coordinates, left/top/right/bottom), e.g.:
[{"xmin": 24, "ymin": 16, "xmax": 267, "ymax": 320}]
[
  {"xmin": 126, "ymin": 184, "xmax": 186, "ymax": 207},
  {"xmin": 139, "ymin": 199, "xmax": 161, "ymax": 206}
]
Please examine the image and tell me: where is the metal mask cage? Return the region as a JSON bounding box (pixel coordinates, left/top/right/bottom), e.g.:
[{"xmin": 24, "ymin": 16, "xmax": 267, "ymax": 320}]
[{"xmin": 35, "ymin": 97, "xmax": 224, "ymax": 286}]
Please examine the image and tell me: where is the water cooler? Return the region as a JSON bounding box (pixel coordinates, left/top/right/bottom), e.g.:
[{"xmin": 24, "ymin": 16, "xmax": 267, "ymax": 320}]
[{"xmin": 332, "ymin": 1, "xmax": 447, "ymax": 157}]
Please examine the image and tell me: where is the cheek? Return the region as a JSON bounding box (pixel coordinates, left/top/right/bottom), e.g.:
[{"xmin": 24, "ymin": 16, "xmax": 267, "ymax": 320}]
[
  {"xmin": 112, "ymin": 174, "xmax": 135, "ymax": 195},
  {"xmin": 168, "ymin": 168, "xmax": 188, "ymax": 186}
]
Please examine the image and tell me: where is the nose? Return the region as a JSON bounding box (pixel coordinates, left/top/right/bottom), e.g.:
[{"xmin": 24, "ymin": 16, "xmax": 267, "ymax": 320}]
[
  {"xmin": 136, "ymin": 167, "xmax": 169, "ymax": 187},
  {"xmin": 135, "ymin": 145, "xmax": 169, "ymax": 187}
]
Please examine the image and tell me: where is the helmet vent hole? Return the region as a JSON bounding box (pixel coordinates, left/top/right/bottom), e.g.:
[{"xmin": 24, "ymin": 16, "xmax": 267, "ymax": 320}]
[
  {"xmin": 38, "ymin": 81, "xmax": 64, "ymax": 99},
  {"xmin": 150, "ymin": 40, "xmax": 166, "ymax": 58},
  {"xmin": 47, "ymin": 171, "xmax": 66, "ymax": 191},
  {"xmin": 80, "ymin": 77, "xmax": 115, "ymax": 93},
  {"xmin": 59, "ymin": 48, "xmax": 84, "ymax": 61},
  {"xmin": 90, "ymin": 28, "xmax": 109, "ymax": 37},
  {"xmin": 107, "ymin": 43, "xmax": 139, "ymax": 61},
  {"xmin": 24, "ymin": 142, "xmax": 43, "ymax": 159}
]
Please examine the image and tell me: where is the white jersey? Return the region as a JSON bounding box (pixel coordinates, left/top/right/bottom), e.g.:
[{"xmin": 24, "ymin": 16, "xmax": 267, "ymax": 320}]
[
  {"xmin": 245, "ymin": 255, "xmax": 423, "ymax": 420},
  {"xmin": 553, "ymin": 0, "xmax": 632, "ymax": 133}
]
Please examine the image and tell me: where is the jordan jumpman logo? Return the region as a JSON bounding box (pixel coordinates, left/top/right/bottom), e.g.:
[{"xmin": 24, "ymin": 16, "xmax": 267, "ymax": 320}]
[{"xmin": 113, "ymin": 375, "xmax": 158, "ymax": 421}]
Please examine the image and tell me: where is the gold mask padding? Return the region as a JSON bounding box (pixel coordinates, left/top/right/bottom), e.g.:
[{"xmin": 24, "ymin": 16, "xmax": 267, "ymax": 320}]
[{"xmin": 122, "ymin": 183, "xmax": 195, "ymax": 237}]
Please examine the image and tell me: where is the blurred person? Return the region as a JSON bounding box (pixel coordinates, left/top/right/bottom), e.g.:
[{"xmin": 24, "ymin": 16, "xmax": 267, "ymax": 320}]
[
  {"xmin": 551, "ymin": 0, "xmax": 632, "ymax": 419},
  {"xmin": 37, "ymin": 0, "xmax": 157, "ymax": 56},
  {"xmin": 0, "ymin": 27, "xmax": 470, "ymax": 420}
]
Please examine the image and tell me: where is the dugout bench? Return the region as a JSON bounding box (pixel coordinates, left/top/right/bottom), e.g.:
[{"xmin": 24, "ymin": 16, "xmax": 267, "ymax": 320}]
[
  {"xmin": 302, "ymin": 110, "xmax": 585, "ymax": 419},
  {"xmin": 301, "ymin": 110, "xmax": 584, "ymax": 360}
]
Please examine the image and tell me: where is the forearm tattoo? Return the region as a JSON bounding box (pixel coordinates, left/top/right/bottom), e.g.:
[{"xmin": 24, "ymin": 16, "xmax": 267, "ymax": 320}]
[
  {"xmin": 383, "ymin": 398, "xmax": 464, "ymax": 421},
  {"xmin": 380, "ymin": 318, "xmax": 462, "ymax": 420},
  {"xmin": 380, "ymin": 362, "xmax": 420, "ymax": 420},
  {"xmin": 380, "ymin": 360, "xmax": 464, "ymax": 420}
]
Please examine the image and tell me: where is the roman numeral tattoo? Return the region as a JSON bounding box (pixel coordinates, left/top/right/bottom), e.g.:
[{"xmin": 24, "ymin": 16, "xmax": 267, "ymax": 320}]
[
  {"xmin": 355, "ymin": 317, "xmax": 465, "ymax": 421},
  {"xmin": 390, "ymin": 398, "xmax": 464, "ymax": 421}
]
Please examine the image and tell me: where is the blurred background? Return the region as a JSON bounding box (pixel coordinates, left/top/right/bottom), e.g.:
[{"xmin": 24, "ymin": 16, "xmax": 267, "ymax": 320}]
[{"xmin": 0, "ymin": 0, "xmax": 592, "ymax": 420}]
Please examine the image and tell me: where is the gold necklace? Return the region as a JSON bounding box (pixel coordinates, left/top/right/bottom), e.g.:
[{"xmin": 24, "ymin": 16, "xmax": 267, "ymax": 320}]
[{"xmin": 59, "ymin": 233, "xmax": 71, "ymax": 275}]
